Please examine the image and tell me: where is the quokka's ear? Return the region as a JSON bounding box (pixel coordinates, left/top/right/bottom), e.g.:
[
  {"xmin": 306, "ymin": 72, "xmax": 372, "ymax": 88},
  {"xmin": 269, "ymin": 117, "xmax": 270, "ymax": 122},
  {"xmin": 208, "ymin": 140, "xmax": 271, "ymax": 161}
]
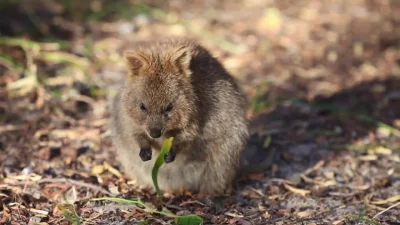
[
  {"xmin": 170, "ymin": 46, "xmax": 192, "ymax": 78},
  {"xmin": 124, "ymin": 51, "xmax": 150, "ymax": 77}
]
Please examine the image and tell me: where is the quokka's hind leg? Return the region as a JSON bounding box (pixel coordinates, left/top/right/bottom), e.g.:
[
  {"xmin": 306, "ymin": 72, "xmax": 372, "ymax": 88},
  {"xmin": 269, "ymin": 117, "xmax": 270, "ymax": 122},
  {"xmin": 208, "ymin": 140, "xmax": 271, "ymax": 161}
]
[{"xmin": 197, "ymin": 160, "xmax": 238, "ymax": 195}]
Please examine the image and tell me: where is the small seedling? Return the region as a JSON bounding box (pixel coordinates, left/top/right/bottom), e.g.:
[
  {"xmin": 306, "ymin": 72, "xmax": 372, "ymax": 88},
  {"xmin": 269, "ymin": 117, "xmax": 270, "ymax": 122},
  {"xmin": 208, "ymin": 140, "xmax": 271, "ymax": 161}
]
[
  {"xmin": 57, "ymin": 203, "xmax": 82, "ymax": 225},
  {"xmin": 175, "ymin": 215, "xmax": 204, "ymax": 225},
  {"xmin": 151, "ymin": 137, "xmax": 174, "ymax": 197},
  {"xmin": 350, "ymin": 206, "xmax": 382, "ymax": 225},
  {"xmin": 151, "ymin": 137, "xmax": 204, "ymax": 225}
]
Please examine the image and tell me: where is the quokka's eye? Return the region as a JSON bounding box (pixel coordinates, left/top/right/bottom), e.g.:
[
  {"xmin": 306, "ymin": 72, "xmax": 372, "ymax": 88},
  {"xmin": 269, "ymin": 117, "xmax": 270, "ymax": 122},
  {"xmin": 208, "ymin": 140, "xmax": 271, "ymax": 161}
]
[
  {"xmin": 140, "ymin": 103, "xmax": 146, "ymax": 111},
  {"xmin": 165, "ymin": 103, "xmax": 173, "ymax": 112}
]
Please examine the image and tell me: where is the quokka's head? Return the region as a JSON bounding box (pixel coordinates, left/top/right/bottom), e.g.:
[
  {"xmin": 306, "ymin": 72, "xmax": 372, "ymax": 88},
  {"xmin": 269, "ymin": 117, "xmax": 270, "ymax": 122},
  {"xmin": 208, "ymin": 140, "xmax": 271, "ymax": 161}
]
[{"xmin": 121, "ymin": 44, "xmax": 196, "ymax": 139}]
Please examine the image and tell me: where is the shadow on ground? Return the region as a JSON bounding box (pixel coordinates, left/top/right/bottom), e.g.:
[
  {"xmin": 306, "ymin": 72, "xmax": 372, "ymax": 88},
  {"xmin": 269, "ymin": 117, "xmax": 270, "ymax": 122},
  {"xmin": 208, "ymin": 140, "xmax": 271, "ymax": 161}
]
[
  {"xmin": 242, "ymin": 76, "xmax": 400, "ymax": 177},
  {"xmin": 229, "ymin": 76, "xmax": 400, "ymax": 223}
]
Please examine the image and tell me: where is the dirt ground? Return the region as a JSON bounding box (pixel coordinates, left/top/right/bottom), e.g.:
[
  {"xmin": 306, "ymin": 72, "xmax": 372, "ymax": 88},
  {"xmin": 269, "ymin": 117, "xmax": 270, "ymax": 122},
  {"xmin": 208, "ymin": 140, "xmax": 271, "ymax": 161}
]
[{"xmin": 0, "ymin": 0, "xmax": 399, "ymax": 224}]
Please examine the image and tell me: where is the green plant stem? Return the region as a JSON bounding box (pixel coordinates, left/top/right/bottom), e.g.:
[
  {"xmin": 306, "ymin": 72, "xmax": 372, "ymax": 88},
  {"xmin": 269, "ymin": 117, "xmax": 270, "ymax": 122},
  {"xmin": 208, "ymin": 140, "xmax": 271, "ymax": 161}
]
[{"xmin": 152, "ymin": 137, "xmax": 174, "ymax": 197}]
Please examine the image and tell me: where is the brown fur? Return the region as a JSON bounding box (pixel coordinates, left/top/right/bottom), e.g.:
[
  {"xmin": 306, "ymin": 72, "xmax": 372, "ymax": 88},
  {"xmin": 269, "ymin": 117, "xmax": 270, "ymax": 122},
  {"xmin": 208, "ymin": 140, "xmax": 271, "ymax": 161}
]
[{"xmin": 110, "ymin": 38, "xmax": 249, "ymax": 195}]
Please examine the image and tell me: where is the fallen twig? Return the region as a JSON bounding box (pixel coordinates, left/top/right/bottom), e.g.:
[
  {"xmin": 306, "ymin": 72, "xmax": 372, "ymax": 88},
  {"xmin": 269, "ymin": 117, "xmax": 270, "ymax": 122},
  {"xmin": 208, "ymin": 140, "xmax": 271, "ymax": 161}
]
[{"xmin": 373, "ymin": 201, "xmax": 400, "ymax": 219}]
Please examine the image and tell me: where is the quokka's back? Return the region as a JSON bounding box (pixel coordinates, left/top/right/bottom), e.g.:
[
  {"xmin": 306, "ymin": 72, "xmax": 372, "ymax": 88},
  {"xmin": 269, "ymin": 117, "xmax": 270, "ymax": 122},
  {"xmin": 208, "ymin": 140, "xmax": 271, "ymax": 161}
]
[{"xmin": 110, "ymin": 38, "xmax": 249, "ymax": 195}]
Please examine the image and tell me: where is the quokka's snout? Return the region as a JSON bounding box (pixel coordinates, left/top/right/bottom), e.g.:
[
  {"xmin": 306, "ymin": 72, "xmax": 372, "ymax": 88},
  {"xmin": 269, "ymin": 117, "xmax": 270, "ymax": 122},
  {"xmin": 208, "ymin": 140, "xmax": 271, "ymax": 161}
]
[
  {"xmin": 145, "ymin": 116, "xmax": 166, "ymax": 138},
  {"xmin": 148, "ymin": 128, "xmax": 162, "ymax": 138}
]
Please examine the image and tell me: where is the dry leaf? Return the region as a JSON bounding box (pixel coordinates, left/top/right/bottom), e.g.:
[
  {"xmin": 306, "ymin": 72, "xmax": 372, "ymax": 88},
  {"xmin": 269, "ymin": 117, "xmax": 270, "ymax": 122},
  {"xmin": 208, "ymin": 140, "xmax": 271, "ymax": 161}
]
[
  {"xmin": 376, "ymin": 127, "xmax": 391, "ymax": 137},
  {"xmin": 332, "ymin": 220, "xmax": 344, "ymax": 225},
  {"xmin": 28, "ymin": 208, "xmax": 49, "ymax": 215},
  {"xmin": 370, "ymin": 146, "xmax": 392, "ymax": 155},
  {"xmin": 61, "ymin": 146, "xmax": 79, "ymax": 160},
  {"xmin": 283, "ymin": 183, "xmax": 311, "ymax": 196},
  {"xmin": 351, "ymin": 184, "xmax": 371, "ymax": 190},
  {"xmin": 258, "ymin": 8, "xmax": 282, "ymax": 33},
  {"xmin": 246, "ymin": 173, "xmax": 265, "ymax": 180},
  {"xmin": 358, "ymin": 155, "xmax": 378, "ymax": 161},
  {"xmin": 301, "ymin": 174, "xmax": 315, "ymax": 184},
  {"xmin": 14, "ymin": 173, "xmax": 42, "ymax": 182},
  {"xmin": 229, "ymin": 218, "xmax": 241, "ymax": 224},
  {"xmin": 297, "ymin": 211, "xmax": 312, "ymax": 218},
  {"xmin": 28, "ymin": 216, "xmax": 47, "ymax": 225},
  {"xmin": 109, "ymin": 186, "xmax": 120, "ymax": 195},
  {"xmin": 237, "ymin": 219, "xmax": 252, "ymax": 225},
  {"xmin": 35, "ymin": 86, "xmax": 45, "ymax": 108},
  {"xmin": 394, "ymin": 119, "xmax": 400, "ymax": 127},
  {"xmin": 103, "ymin": 162, "xmax": 122, "ymax": 178},
  {"xmin": 91, "ymin": 165, "xmax": 105, "ymax": 175},
  {"xmin": 225, "ymin": 212, "xmax": 244, "ymax": 218},
  {"xmin": 371, "ymin": 195, "xmax": 400, "ymax": 205},
  {"xmin": 52, "ymin": 204, "xmax": 63, "ymax": 217},
  {"xmin": 50, "ymin": 128, "xmax": 100, "ymax": 142},
  {"xmin": 321, "ymin": 180, "xmax": 337, "ymax": 187},
  {"xmin": 263, "ymin": 212, "xmax": 271, "ymax": 219},
  {"xmin": 63, "ymin": 186, "xmax": 78, "ymax": 204},
  {"xmin": 301, "ymin": 174, "xmax": 336, "ymax": 187}
]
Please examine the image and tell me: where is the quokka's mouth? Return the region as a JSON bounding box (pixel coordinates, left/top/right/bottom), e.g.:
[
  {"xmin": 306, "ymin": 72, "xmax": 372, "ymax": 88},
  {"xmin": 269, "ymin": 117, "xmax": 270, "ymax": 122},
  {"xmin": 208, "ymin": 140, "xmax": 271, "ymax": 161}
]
[{"xmin": 148, "ymin": 129, "xmax": 162, "ymax": 138}]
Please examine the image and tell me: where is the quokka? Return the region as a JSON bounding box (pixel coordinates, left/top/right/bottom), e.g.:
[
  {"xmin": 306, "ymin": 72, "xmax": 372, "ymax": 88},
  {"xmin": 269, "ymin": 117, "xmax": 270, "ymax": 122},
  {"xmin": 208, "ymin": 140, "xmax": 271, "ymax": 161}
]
[{"xmin": 110, "ymin": 38, "xmax": 249, "ymax": 195}]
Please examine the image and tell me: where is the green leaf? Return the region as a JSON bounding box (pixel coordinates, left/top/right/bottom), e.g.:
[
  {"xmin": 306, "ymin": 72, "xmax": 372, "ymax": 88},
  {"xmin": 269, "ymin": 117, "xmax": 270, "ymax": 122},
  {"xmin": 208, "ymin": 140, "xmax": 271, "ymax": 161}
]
[
  {"xmin": 0, "ymin": 36, "xmax": 40, "ymax": 50},
  {"xmin": 37, "ymin": 52, "xmax": 89, "ymax": 68},
  {"xmin": 91, "ymin": 197, "xmax": 142, "ymax": 205},
  {"xmin": 350, "ymin": 215, "xmax": 382, "ymax": 225},
  {"xmin": 359, "ymin": 206, "xmax": 367, "ymax": 218},
  {"xmin": 263, "ymin": 135, "xmax": 272, "ymax": 148},
  {"xmin": 91, "ymin": 138, "xmax": 204, "ymax": 224},
  {"xmin": 175, "ymin": 215, "xmax": 203, "ymax": 225},
  {"xmin": 137, "ymin": 220, "xmax": 149, "ymax": 225},
  {"xmin": 152, "ymin": 137, "xmax": 174, "ymax": 197},
  {"xmin": 0, "ymin": 53, "xmax": 25, "ymax": 74}
]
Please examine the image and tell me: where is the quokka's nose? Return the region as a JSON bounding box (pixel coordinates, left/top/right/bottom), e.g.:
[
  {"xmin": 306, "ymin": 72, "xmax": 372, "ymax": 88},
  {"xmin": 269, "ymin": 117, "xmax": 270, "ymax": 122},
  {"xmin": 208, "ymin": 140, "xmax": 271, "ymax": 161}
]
[{"xmin": 149, "ymin": 129, "xmax": 162, "ymax": 138}]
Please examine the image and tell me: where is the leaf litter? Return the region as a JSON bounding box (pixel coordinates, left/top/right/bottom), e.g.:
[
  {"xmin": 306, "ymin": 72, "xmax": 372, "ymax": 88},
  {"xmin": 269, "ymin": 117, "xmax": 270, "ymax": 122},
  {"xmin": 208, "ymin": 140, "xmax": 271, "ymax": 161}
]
[{"xmin": 0, "ymin": 0, "xmax": 399, "ymax": 224}]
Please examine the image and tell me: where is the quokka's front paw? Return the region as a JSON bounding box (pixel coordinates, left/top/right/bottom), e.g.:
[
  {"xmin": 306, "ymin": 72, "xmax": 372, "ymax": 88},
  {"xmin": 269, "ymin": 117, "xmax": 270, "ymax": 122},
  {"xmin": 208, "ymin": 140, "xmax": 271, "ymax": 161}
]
[
  {"xmin": 164, "ymin": 148, "xmax": 176, "ymax": 163},
  {"xmin": 139, "ymin": 147, "xmax": 152, "ymax": 161}
]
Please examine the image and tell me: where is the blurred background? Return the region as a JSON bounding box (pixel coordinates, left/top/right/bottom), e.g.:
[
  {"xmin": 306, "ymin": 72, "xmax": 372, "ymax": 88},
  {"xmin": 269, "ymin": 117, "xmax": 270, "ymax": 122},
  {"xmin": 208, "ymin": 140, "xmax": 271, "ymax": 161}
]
[
  {"xmin": 0, "ymin": 0, "xmax": 399, "ymax": 224},
  {"xmin": 1, "ymin": 0, "xmax": 399, "ymax": 99}
]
